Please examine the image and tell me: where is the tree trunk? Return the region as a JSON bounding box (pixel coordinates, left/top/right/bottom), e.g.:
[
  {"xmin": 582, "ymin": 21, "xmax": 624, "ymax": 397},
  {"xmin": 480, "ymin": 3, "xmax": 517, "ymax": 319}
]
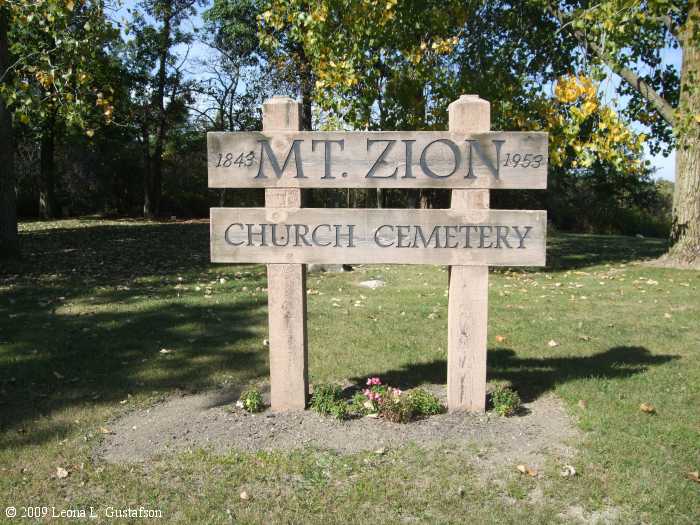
[
  {"xmin": 39, "ymin": 116, "xmax": 57, "ymax": 219},
  {"xmin": 668, "ymin": 8, "xmax": 700, "ymax": 264},
  {"xmin": 297, "ymin": 45, "xmax": 314, "ymax": 131},
  {"xmin": 142, "ymin": 125, "xmax": 153, "ymax": 218},
  {"xmin": 0, "ymin": 7, "xmax": 18, "ymax": 257},
  {"xmin": 145, "ymin": 5, "xmax": 173, "ymax": 219}
]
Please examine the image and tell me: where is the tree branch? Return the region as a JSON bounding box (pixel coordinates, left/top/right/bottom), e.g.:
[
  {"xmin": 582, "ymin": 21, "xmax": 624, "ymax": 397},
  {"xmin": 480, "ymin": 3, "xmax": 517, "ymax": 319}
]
[{"xmin": 547, "ymin": 2, "xmax": 676, "ymax": 127}]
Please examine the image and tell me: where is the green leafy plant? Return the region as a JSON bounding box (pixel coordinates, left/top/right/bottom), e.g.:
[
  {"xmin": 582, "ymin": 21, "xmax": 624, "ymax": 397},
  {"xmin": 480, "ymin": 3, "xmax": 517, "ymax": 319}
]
[
  {"xmin": 351, "ymin": 379, "xmax": 445, "ymax": 423},
  {"xmin": 238, "ymin": 389, "xmax": 264, "ymax": 413},
  {"xmin": 407, "ymin": 388, "xmax": 445, "ymax": 417},
  {"xmin": 490, "ymin": 386, "xmax": 521, "ymax": 417},
  {"xmin": 310, "ymin": 383, "xmax": 348, "ymax": 420},
  {"xmin": 378, "ymin": 391, "xmax": 414, "ymax": 423}
]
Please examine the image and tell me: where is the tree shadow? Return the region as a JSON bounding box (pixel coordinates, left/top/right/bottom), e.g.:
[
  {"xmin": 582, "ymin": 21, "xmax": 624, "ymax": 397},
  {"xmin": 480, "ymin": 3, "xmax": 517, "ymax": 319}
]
[
  {"xmin": 351, "ymin": 346, "xmax": 678, "ymax": 403},
  {"xmin": 543, "ymin": 233, "xmax": 667, "ymax": 271},
  {"xmin": 0, "ymin": 221, "xmax": 270, "ymax": 447},
  {"xmin": 0, "ymin": 298, "xmax": 268, "ymax": 446},
  {"xmin": 1, "ymin": 221, "xmax": 216, "ymax": 284}
]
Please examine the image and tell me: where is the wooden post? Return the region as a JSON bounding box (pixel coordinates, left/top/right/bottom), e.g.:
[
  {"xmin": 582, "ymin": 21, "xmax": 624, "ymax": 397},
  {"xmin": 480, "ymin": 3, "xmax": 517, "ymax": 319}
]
[
  {"xmin": 447, "ymin": 95, "xmax": 490, "ymax": 412},
  {"xmin": 263, "ymin": 96, "xmax": 308, "ymax": 410}
]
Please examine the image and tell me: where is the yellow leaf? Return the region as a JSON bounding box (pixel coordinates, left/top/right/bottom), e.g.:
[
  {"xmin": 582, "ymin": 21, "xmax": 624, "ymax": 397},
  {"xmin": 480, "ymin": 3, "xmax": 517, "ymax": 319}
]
[
  {"xmin": 66, "ymin": 0, "xmax": 75, "ymax": 11},
  {"xmin": 516, "ymin": 464, "xmax": 538, "ymax": 477},
  {"xmin": 639, "ymin": 402, "xmax": 656, "ymax": 414},
  {"xmin": 687, "ymin": 471, "xmax": 700, "ymax": 483},
  {"xmin": 86, "ymin": 129, "xmax": 95, "ymax": 138}
]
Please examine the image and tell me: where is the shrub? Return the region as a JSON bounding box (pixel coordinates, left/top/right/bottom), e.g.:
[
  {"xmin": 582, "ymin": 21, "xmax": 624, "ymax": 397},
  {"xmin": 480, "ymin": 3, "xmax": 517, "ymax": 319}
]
[
  {"xmin": 407, "ymin": 388, "xmax": 445, "ymax": 416},
  {"xmin": 378, "ymin": 389, "xmax": 414, "ymax": 423},
  {"xmin": 490, "ymin": 385, "xmax": 521, "ymax": 417},
  {"xmin": 351, "ymin": 379, "xmax": 445, "ymax": 423},
  {"xmin": 238, "ymin": 389, "xmax": 264, "ymax": 413},
  {"xmin": 310, "ymin": 383, "xmax": 348, "ymax": 420}
]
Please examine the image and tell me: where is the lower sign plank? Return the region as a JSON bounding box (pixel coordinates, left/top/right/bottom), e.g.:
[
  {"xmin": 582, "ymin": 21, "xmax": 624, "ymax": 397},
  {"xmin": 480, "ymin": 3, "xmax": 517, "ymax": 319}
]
[{"xmin": 211, "ymin": 208, "xmax": 546, "ymax": 266}]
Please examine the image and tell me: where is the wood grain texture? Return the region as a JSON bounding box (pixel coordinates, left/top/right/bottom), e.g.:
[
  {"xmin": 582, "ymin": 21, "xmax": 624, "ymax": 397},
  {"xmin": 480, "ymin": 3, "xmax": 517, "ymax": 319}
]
[
  {"xmin": 210, "ymin": 207, "xmax": 546, "ymax": 266},
  {"xmin": 262, "ymin": 96, "xmax": 308, "ymax": 411},
  {"xmin": 448, "ymin": 94, "xmax": 490, "ymax": 413},
  {"xmin": 208, "ymin": 130, "xmax": 547, "ymax": 189}
]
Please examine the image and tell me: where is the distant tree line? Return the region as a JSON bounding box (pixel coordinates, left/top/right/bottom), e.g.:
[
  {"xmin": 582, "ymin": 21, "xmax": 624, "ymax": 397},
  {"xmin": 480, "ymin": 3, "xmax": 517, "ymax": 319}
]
[{"xmin": 0, "ymin": 1, "xmax": 687, "ymax": 260}]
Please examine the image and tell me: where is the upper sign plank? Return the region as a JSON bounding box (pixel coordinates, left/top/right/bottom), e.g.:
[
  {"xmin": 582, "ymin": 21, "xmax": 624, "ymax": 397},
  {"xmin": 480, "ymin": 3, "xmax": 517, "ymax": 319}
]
[{"xmin": 208, "ymin": 131, "xmax": 548, "ymax": 189}]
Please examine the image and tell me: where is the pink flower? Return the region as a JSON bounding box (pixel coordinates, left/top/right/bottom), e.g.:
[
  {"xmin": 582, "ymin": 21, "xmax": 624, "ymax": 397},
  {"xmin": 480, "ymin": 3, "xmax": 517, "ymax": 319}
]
[{"xmin": 366, "ymin": 377, "xmax": 382, "ymax": 386}]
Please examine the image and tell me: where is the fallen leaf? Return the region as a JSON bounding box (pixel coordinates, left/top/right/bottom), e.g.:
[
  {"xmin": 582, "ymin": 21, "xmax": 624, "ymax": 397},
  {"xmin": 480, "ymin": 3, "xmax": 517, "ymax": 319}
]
[
  {"xmin": 578, "ymin": 399, "xmax": 588, "ymax": 409},
  {"xmin": 516, "ymin": 464, "xmax": 538, "ymax": 477},
  {"xmin": 239, "ymin": 490, "xmax": 250, "ymax": 500},
  {"xmin": 159, "ymin": 348, "xmax": 174, "ymax": 354},
  {"xmin": 560, "ymin": 465, "xmax": 576, "ymax": 477},
  {"xmin": 547, "ymin": 340, "xmax": 560, "ymax": 348},
  {"xmin": 495, "ymin": 335, "xmax": 507, "ymax": 343},
  {"xmin": 56, "ymin": 467, "xmax": 69, "ymax": 479},
  {"xmin": 664, "ymin": 313, "xmax": 672, "ymax": 319},
  {"xmin": 98, "ymin": 427, "xmax": 113, "ymax": 435},
  {"xmin": 687, "ymin": 471, "xmax": 700, "ymax": 483},
  {"xmin": 640, "ymin": 402, "xmax": 656, "ymax": 414}
]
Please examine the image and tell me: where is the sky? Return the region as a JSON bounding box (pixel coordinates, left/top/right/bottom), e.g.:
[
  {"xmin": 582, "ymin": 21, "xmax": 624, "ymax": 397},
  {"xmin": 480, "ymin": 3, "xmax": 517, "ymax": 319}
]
[{"xmin": 116, "ymin": 0, "xmax": 679, "ymax": 181}]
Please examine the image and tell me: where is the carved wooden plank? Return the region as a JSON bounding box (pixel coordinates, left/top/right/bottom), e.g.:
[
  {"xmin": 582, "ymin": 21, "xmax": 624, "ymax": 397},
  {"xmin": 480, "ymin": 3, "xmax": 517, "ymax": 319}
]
[
  {"xmin": 262, "ymin": 96, "xmax": 308, "ymax": 412},
  {"xmin": 210, "ymin": 207, "xmax": 546, "ymax": 266},
  {"xmin": 208, "ymin": 131, "xmax": 547, "ymax": 189}
]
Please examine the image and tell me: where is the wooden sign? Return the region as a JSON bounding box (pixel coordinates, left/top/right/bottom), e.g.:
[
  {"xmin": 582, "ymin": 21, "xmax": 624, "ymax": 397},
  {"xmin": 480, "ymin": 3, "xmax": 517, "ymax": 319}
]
[
  {"xmin": 208, "ymin": 131, "xmax": 547, "ymax": 189},
  {"xmin": 210, "ymin": 207, "xmax": 546, "ymax": 266},
  {"xmin": 208, "ymin": 94, "xmax": 549, "ymax": 414}
]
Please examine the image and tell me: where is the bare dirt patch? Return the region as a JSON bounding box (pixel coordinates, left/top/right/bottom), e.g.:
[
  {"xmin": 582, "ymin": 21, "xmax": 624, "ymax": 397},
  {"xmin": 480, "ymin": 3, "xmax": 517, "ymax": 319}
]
[{"xmin": 97, "ymin": 384, "xmax": 580, "ymax": 475}]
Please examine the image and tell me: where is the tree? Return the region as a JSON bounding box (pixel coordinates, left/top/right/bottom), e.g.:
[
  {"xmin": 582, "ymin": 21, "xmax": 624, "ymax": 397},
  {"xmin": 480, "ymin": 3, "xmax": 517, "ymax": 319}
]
[
  {"xmin": 196, "ymin": 0, "xmax": 287, "ymax": 133},
  {"xmin": 1, "ymin": 0, "xmax": 116, "ymax": 220},
  {"xmin": 542, "ymin": 1, "xmax": 699, "ymax": 263},
  {"xmin": 126, "ymin": 0, "xmax": 202, "ymax": 218},
  {"xmin": 0, "ymin": 0, "xmax": 114, "ymax": 256},
  {"xmin": 0, "ymin": 5, "xmax": 17, "ymax": 257}
]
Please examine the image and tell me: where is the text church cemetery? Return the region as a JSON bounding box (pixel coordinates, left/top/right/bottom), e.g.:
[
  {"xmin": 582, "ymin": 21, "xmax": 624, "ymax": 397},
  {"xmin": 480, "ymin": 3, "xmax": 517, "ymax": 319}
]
[{"xmin": 209, "ymin": 95, "xmax": 547, "ymax": 412}]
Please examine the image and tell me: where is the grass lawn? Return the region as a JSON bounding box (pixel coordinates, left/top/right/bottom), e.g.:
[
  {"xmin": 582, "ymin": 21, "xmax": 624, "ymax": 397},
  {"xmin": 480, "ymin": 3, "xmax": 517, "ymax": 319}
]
[{"xmin": 1, "ymin": 219, "xmax": 698, "ymax": 524}]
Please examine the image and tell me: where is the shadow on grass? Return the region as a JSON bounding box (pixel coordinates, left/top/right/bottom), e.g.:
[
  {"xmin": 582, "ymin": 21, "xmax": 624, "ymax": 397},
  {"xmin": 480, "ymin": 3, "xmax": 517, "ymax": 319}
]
[
  {"xmin": 0, "ymin": 221, "xmax": 271, "ymax": 447},
  {"xmin": 0, "ymin": 298, "xmax": 268, "ymax": 446},
  {"xmin": 353, "ymin": 346, "xmax": 678, "ymax": 403},
  {"xmin": 0, "ymin": 221, "xmax": 674, "ymax": 445},
  {"xmin": 1, "ymin": 221, "xmax": 213, "ymax": 284},
  {"xmin": 544, "ymin": 233, "xmax": 667, "ymax": 271}
]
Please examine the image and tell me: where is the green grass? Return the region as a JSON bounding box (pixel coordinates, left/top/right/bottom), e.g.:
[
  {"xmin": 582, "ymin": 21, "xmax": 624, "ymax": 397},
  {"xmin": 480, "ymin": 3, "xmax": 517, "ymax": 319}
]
[{"xmin": 1, "ymin": 219, "xmax": 698, "ymax": 524}]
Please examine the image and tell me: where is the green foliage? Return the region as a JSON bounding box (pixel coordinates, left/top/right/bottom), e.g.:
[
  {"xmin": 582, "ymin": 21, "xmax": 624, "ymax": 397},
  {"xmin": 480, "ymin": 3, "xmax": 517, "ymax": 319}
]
[
  {"xmin": 1, "ymin": 0, "xmax": 118, "ymax": 131},
  {"xmin": 348, "ymin": 381, "xmax": 445, "ymax": 423},
  {"xmin": 406, "ymin": 388, "xmax": 445, "ymax": 417},
  {"xmin": 378, "ymin": 393, "xmax": 414, "ymax": 424},
  {"xmin": 239, "ymin": 389, "xmax": 264, "ymax": 413},
  {"xmin": 490, "ymin": 386, "xmax": 521, "ymax": 417},
  {"xmin": 310, "ymin": 383, "xmax": 348, "ymax": 420}
]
